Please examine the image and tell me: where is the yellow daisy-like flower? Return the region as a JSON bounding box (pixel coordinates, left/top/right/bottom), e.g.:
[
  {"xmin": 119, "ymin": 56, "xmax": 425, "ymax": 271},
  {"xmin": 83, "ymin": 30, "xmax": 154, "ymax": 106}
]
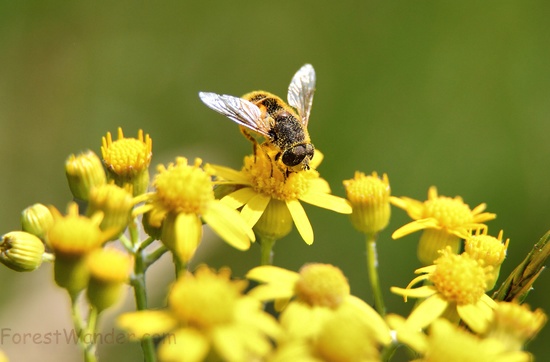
[
  {"xmin": 101, "ymin": 128, "xmax": 152, "ymax": 196},
  {"xmin": 134, "ymin": 157, "xmax": 254, "ymax": 263},
  {"xmin": 118, "ymin": 266, "xmax": 280, "ymax": 362},
  {"xmin": 391, "ymin": 247, "xmax": 497, "ymax": 333},
  {"xmin": 209, "ymin": 143, "xmax": 351, "ymax": 245},
  {"xmin": 391, "ymin": 186, "xmax": 496, "ymax": 265},
  {"xmin": 246, "ymin": 263, "xmax": 391, "ymax": 346},
  {"xmin": 415, "ymin": 318, "xmax": 531, "ymax": 362}
]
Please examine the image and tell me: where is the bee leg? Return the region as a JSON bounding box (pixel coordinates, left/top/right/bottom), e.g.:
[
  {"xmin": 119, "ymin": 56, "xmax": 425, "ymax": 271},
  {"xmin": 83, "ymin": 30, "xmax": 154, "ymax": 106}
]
[
  {"xmin": 239, "ymin": 127, "xmax": 260, "ymax": 161},
  {"xmin": 273, "ymin": 152, "xmax": 291, "ymax": 178}
]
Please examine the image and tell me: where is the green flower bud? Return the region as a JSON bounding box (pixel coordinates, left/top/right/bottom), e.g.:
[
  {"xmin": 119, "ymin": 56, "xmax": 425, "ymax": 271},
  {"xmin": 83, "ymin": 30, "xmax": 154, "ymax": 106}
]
[
  {"xmin": 87, "ymin": 184, "xmax": 134, "ymax": 239},
  {"xmin": 21, "ymin": 203, "xmax": 54, "ymax": 240},
  {"xmin": 65, "ymin": 150, "xmax": 107, "ymax": 201},
  {"xmin": 0, "ymin": 231, "xmax": 45, "ymax": 272}
]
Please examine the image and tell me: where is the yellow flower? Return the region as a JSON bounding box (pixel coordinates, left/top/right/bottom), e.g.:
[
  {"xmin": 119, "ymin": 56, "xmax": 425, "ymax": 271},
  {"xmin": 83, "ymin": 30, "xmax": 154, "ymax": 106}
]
[
  {"xmin": 101, "ymin": 128, "xmax": 152, "ymax": 196},
  {"xmin": 391, "ymin": 186, "xmax": 496, "ymax": 265},
  {"xmin": 343, "ymin": 171, "xmax": 391, "ymax": 236},
  {"xmin": 246, "ymin": 263, "xmax": 391, "ymax": 346},
  {"xmin": 465, "ymin": 229, "xmax": 509, "ymax": 290},
  {"xmin": 418, "ymin": 319, "xmax": 531, "ymax": 362},
  {"xmin": 484, "ymin": 301, "xmax": 547, "ymax": 352},
  {"xmin": 209, "ymin": 144, "xmax": 351, "ymax": 245},
  {"xmin": 271, "ymin": 306, "xmax": 381, "ymax": 362},
  {"xmin": 47, "ymin": 203, "xmax": 116, "ymax": 296},
  {"xmin": 118, "ymin": 266, "xmax": 280, "ymax": 362},
  {"xmin": 48, "ymin": 203, "xmax": 114, "ymax": 256},
  {"xmin": 134, "ymin": 157, "xmax": 254, "ymax": 263},
  {"xmin": 86, "ymin": 248, "xmax": 133, "ymax": 312},
  {"xmin": 391, "ymin": 247, "xmax": 497, "ymax": 333}
]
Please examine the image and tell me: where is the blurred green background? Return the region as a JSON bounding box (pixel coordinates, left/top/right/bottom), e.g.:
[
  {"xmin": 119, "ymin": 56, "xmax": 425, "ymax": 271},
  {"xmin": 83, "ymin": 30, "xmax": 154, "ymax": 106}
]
[{"xmin": 1, "ymin": 1, "xmax": 549, "ymax": 361}]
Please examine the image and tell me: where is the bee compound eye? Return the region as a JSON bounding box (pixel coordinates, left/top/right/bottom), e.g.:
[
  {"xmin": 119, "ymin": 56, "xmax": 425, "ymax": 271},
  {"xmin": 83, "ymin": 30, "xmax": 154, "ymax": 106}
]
[{"xmin": 282, "ymin": 145, "xmax": 308, "ymax": 167}]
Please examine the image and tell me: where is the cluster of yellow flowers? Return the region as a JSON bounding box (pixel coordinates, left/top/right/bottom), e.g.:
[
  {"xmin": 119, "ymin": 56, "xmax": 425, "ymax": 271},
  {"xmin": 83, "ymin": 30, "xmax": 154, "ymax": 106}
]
[{"xmin": 0, "ymin": 127, "xmax": 547, "ymax": 362}]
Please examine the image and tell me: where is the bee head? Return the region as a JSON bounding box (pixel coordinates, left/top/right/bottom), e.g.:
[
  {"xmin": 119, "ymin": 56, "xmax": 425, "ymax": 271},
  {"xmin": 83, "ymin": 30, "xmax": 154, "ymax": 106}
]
[{"xmin": 282, "ymin": 144, "xmax": 315, "ymax": 169}]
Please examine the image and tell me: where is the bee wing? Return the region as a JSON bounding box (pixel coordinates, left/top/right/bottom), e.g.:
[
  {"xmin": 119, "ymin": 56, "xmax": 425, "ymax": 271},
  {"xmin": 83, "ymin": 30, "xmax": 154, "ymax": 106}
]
[
  {"xmin": 287, "ymin": 64, "xmax": 316, "ymax": 127},
  {"xmin": 199, "ymin": 92, "xmax": 271, "ymax": 136}
]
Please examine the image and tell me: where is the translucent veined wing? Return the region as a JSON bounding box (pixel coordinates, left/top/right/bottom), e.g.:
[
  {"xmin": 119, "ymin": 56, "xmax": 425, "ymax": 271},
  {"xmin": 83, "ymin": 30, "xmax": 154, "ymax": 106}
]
[
  {"xmin": 287, "ymin": 64, "xmax": 316, "ymax": 127},
  {"xmin": 199, "ymin": 92, "xmax": 271, "ymax": 136}
]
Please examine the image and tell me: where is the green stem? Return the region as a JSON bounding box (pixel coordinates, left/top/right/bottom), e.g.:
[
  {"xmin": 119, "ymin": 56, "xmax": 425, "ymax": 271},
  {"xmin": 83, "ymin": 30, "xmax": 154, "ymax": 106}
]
[
  {"xmin": 260, "ymin": 237, "xmax": 276, "ymax": 265},
  {"xmin": 144, "ymin": 244, "xmax": 168, "ymax": 268},
  {"xmin": 366, "ymin": 233, "xmax": 386, "ymax": 316},
  {"xmin": 173, "ymin": 254, "xmax": 187, "ymax": 277},
  {"xmin": 70, "ymin": 297, "xmax": 97, "ymax": 362},
  {"xmin": 130, "ymin": 234, "xmax": 156, "ymax": 362}
]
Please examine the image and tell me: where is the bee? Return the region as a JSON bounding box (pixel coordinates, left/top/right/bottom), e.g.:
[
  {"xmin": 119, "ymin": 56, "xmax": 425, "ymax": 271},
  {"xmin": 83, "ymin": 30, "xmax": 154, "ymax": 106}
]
[{"xmin": 199, "ymin": 64, "xmax": 316, "ymax": 171}]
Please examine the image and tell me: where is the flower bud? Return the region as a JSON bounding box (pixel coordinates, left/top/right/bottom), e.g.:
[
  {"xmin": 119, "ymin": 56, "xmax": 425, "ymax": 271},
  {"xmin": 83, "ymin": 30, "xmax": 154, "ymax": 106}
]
[
  {"xmin": 101, "ymin": 128, "xmax": 152, "ymax": 196},
  {"xmin": 343, "ymin": 171, "xmax": 391, "ymax": 236},
  {"xmin": 87, "ymin": 184, "xmax": 134, "ymax": 239},
  {"xmin": 465, "ymin": 229, "xmax": 509, "ymax": 290},
  {"xmin": 0, "ymin": 231, "xmax": 45, "ymax": 272},
  {"xmin": 65, "ymin": 150, "xmax": 107, "ymax": 201},
  {"xmin": 21, "ymin": 203, "xmax": 54, "ymax": 240}
]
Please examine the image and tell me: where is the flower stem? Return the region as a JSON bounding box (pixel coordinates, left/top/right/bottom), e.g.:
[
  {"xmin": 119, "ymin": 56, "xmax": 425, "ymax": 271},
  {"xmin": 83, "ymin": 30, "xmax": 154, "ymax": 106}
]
[
  {"xmin": 70, "ymin": 297, "xmax": 97, "ymax": 362},
  {"xmin": 128, "ymin": 222, "xmax": 157, "ymax": 362},
  {"xmin": 260, "ymin": 237, "xmax": 276, "ymax": 265},
  {"xmin": 366, "ymin": 233, "xmax": 386, "ymax": 316}
]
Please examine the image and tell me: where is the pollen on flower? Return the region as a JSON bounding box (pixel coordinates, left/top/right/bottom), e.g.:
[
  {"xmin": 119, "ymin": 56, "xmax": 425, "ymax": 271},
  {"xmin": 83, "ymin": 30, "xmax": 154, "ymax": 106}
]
[
  {"xmin": 465, "ymin": 230, "xmax": 508, "ymax": 267},
  {"xmin": 101, "ymin": 128, "xmax": 152, "ymax": 177},
  {"xmin": 429, "ymin": 249, "xmax": 490, "ymax": 305},
  {"xmin": 154, "ymin": 157, "xmax": 214, "ymax": 214},
  {"xmin": 294, "ymin": 263, "xmax": 350, "ymax": 309},
  {"xmin": 243, "ymin": 144, "xmax": 312, "ymax": 201},
  {"xmin": 423, "ymin": 196, "xmax": 475, "ymax": 230},
  {"xmin": 169, "ymin": 266, "xmax": 247, "ymax": 329}
]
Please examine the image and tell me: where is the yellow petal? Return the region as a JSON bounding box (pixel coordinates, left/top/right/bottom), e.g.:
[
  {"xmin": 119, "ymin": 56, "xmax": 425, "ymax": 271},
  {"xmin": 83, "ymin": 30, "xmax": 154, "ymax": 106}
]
[
  {"xmin": 345, "ymin": 296, "xmax": 392, "ymax": 345},
  {"xmin": 390, "ymin": 285, "xmax": 436, "ymax": 300},
  {"xmin": 221, "ymin": 187, "xmax": 257, "ymax": 209},
  {"xmin": 174, "ymin": 213, "xmax": 203, "ymax": 262},
  {"xmin": 286, "ymin": 199, "xmax": 313, "ymax": 245},
  {"xmin": 203, "ymin": 201, "xmax": 254, "ymax": 250},
  {"xmin": 117, "ymin": 310, "xmax": 178, "ymax": 338},
  {"xmin": 209, "ymin": 164, "xmax": 251, "ymax": 184},
  {"xmin": 241, "ymin": 193, "xmax": 271, "ymax": 226},
  {"xmin": 246, "ymin": 265, "xmax": 300, "ymax": 284},
  {"xmin": 308, "ymin": 177, "xmax": 331, "ymax": 193},
  {"xmin": 457, "ymin": 297, "xmax": 495, "ymax": 334},
  {"xmin": 211, "ymin": 325, "xmax": 247, "ymax": 362},
  {"xmin": 406, "ymin": 294, "xmax": 448, "ymax": 329},
  {"xmin": 157, "ymin": 328, "xmax": 209, "ymax": 362},
  {"xmin": 391, "ymin": 218, "xmax": 440, "ymax": 239},
  {"xmin": 299, "ymin": 191, "xmax": 352, "ymax": 214},
  {"xmin": 280, "ymin": 302, "xmax": 333, "ymax": 339}
]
